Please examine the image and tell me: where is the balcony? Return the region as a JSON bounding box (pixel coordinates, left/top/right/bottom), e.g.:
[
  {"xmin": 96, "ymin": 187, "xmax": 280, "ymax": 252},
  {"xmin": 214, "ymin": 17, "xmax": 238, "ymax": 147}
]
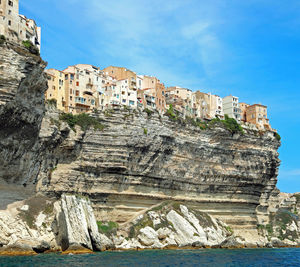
[{"xmin": 75, "ymin": 97, "xmax": 90, "ymax": 107}]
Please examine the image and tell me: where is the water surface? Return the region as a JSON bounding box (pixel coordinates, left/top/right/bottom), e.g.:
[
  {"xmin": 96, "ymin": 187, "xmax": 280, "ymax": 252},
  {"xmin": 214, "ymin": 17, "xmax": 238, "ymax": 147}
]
[{"xmin": 0, "ymin": 248, "xmax": 299, "ymax": 267}]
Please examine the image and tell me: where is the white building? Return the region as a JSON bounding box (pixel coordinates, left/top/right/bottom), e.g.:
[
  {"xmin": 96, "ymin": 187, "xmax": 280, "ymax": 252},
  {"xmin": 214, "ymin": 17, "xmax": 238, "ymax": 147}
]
[
  {"xmin": 0, "ymin": 0, "xmax": 41, "ymax": 50},
  {"xmin": 223, "ymin": 95, "xmax": 241, "ymax": 122},
  {"xmin": 115, "ymin": 79, "xmax": 137, "ymax": 108}
]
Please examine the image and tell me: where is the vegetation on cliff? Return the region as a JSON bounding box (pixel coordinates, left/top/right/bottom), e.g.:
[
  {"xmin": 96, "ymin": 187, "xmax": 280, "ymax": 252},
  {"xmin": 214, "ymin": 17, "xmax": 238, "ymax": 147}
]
[
  {"xmin": 22, "ymin": 40, "xmax": 40, "ymax": 56},
  {"xmin": 165, "ymin": 105, "xmax": 244, "ymax": 134},
  {"xmin": 59, "ymin": 113, "xmax": 105, "ymax": 131}
]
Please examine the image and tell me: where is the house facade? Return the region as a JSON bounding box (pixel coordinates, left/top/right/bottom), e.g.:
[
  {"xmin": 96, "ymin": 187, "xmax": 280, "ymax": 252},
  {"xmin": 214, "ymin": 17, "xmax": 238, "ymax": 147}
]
[{"xmin": 0, "ymin": 0, "xmax": 41, "ymax": 50}]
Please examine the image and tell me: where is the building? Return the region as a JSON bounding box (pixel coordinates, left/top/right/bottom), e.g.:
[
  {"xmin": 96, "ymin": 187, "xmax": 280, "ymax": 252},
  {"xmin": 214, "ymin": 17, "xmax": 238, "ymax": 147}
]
[
  {"xmin": 0, "ymin": 0, "xmax": 41, "ymax": 50},
  {"xmin": 223, "ymin": 95, "xmax": 241, "ymax": 122},
  {"xmin": 138, "ymin": 76, "xmax": 166, "ymax": 113},
  {"xmin": 63, "ymin": 64, "xmax": 99, "ymax": 114},
  {"xmin": 45, "ymin": 69, "xmax": 66, "ymax": 111},
  {"xmin": 103, "ymin": 66, "xmax": 137, "ymax": 92},
  {"xmin": 244, "ymin": 104, "xmax": 270, "ymax": 130},
  {"xmin": 239, "ymin": 102, "xmax": 249, "ymax": 122},
  {"xmin": 191, "ymin": 91, "xmax": 209, "ymax": 119}
]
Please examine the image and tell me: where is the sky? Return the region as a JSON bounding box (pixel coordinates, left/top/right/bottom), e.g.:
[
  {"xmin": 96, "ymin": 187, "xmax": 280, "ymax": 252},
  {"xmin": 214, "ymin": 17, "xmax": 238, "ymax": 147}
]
[{"xmin": 20, "ymin": 0, "xmax": 300, "ymax": 193}]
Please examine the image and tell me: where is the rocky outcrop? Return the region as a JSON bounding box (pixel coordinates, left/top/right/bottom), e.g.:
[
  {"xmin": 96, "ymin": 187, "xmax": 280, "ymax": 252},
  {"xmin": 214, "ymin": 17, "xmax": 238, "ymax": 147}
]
[
  {"xmin": 0, "ymin": 194, "xmax": 107, "ymax": 255},
  {"xmin": 256, "ymin": 192, "xmax": 300, "ymax": 246},
  {"xmin": 109, "ymin": 202, "xmax": 233, "ymax": 249},
  {"xmin": 56, "ymin": 194, "xmax": 102, "ymax": 251}
]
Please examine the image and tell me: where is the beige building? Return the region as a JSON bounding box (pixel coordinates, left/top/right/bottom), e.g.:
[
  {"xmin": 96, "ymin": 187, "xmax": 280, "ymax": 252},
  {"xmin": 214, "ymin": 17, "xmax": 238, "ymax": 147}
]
[
  {"xmin": 0, "ymin": 0, "xmax": 41, "ymax": 50},
  {"xmin": 243, "ymin": 104, "xmax": 271, "ymax": 130},
  {"xmin": 103, "ymin": 66, "xmax": 137, "ymax": 91},
  {"xmin": 45, "ymin": 69, "xmax": 66, "ymax": 111},
  {"xmin": 138, "ymin": 76, "xmax": 166, "ymax": 113}
]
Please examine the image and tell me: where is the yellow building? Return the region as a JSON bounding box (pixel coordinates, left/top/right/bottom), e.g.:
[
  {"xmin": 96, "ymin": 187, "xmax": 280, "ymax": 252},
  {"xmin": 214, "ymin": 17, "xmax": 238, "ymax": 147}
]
[{"xmin": 45, "ymin": 69, "xmax": 66, "ymax": 111}]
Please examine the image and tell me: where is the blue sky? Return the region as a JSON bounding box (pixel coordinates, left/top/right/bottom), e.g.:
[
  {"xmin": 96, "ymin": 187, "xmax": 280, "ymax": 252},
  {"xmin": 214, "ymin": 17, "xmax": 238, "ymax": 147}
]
[{"xmin": 20, "ymin": 0, "xmax": 300, "ymax": 193}]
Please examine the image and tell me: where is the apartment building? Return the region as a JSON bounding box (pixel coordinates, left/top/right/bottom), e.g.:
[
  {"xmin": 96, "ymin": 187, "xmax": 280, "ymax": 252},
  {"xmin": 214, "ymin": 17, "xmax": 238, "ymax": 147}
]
[
  {"xmin": 62, "ymin": 65, "xmax": 99, "ymax": 114},
  {"xmin": 103, "ymin": 66, "xmax": 137, "ymax": 91},
  {"xmin": 223, "ymin": 95, "xmax": 241, "ymax": 122},
  {"xmin": 138, "ymin": 76, "xmax": 166, "ymax": 113},
  {"xmin": 243, "ymin": 104, "xmax": 270, "ymax": 130},
  {"xmin": 191, "ymin": 91, "xmax": 209, "ymax": 119},
  {"xmin": 0, "ymin": 0, "xmax": 41, "ymax": 50},
  {"xmin": 45, "ymin": 69, "xmax": 66, "ymax": 111}
]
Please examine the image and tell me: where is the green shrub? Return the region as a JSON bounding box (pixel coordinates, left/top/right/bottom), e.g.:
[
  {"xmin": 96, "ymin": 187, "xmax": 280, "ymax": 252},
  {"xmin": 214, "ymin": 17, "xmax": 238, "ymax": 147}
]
[
  {"xmin": 97, "ymin": 221, "xmax": 118, "ymax": 236},
  {"xmin": 221, "ymin": 115, "xmax": 244, "ymax": 134},
  {"xmin": 275, "ymin": 132, "xmax": 281, "ymax": 141},
  {"xmin": 0, "ymin": 35, "xmax": 6, "ymax": 45},
  {"xmin": 165, "ymin": 104, "xmax": 177, "ymax": 121},
  {"xmin": 22, "ymin": 40, "xmax": 39, "ymax": 55},
  {"xmin": 143, "ymin": 108, "xmax": 154, "ymax": 117},
  {"xmin": 59, "ymin": 113, "xmax": 105, "ymax": 131},
  {"xmin": 143, "ymin": 128, "xmax": 148, "ymax": 135}
]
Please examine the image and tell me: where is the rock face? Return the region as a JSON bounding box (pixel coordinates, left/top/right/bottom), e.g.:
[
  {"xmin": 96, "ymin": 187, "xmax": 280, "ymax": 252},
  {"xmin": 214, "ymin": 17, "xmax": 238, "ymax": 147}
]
[
  {"xmin": 257, "ymin": 192, "xmax": 300, "ymax": 246},
  {"xmin": 56, "ymin": 194, "xmax": 102, "ymax": 251},
  {"xmin": 109, "ymin": 202, "xmax": 233, "ymax": 249},
  {"xmin": 36, "ymin": 108, "xmax": 280, "ymax": 238},
  {"xmin": 0, "ymin": 42, "xmax": 47, "ymax": 208},
  {"xmin": 0, "ymin": 194, "xmax": 106, "ymax": 254}
]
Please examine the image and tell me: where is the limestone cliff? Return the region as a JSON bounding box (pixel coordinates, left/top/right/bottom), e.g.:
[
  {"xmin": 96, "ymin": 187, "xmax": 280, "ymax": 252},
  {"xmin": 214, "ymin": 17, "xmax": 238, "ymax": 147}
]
[
  {"xmin": 36, "ymin": 108, "xmax": 280, "ymax": 235},
  {"xmin": 0, "ymin": 41, "xmax": 47, "ymax": 208},
  {"xmin": 1, "ymin": 41, "xmax": 298, "ymax": 250}
]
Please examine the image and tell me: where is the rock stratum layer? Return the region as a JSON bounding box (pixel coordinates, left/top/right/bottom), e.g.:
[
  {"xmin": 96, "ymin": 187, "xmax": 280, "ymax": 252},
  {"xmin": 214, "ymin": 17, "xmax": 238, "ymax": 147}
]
[
  {"xmin": 0, "ymin": 42, "xmax": 299, "ymax": 251},
  {"xmin": 37, "ymin": 108, "xmax": 280, "ymax": 235}
]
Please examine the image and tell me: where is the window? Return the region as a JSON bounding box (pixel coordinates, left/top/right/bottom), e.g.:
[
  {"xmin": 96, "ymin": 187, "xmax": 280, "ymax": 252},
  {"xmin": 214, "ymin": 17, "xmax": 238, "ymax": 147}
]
[
  {"xmin": 8, "ymin": 20, "xmax": 11, "ymax": 26},
  {"xmin": 129, "ymin": 100, "xmax": 135, "ymax": 106},
  {"xmin": 8, "ymin": 1, "xmax": 13, "ymax": 7},
  {"xmin": 122, "ymin": 99, "xmax": 126, "ymax": 103},
  {"xmin": 76, "ymin": 81, "xmax": 79, "ymax": 86},
  {"xmin": 52, "ymin": 86, "xmax": 55, "ymax": 90},
  {"xmin": 70, "ymin": 96, "xmax": 73, "ymax": 100},
  {"xmin": 70, "ymin": 89, "xmax": 72, "ymax": 94}
]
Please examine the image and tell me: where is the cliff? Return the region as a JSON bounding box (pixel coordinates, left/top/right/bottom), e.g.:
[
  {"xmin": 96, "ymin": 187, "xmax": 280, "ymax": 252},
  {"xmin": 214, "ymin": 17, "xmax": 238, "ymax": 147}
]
[
  {"xmin": 0, "ymin": 42, "xmax": 299, "ymax": 251},
  {"xmin": 0, "ymin": 41, "xmax": 47, "ymax": 208},
  {"xmin": 36, "ymin": 108, "xmax": 280, "ymax": 236}
]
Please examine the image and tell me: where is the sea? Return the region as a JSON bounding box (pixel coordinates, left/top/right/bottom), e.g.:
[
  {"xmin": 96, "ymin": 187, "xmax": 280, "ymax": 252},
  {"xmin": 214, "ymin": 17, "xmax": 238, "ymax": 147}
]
[{"xmin": 0, "ymin": 248, "xmax": 299, "ymax": 267}]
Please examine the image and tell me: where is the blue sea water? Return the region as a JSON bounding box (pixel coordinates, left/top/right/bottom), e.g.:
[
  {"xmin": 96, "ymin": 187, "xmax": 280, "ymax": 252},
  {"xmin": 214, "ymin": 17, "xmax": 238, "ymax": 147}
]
[{"xmin": 0, "ymin": 248, "xmax": 299, "ymax": 267}]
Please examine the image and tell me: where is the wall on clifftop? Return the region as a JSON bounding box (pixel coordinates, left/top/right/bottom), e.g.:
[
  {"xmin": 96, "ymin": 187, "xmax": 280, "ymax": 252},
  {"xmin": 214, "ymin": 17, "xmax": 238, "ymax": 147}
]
[{"xmin": 36, "ymin": 108, "xmax": 281, "ymax": 233}]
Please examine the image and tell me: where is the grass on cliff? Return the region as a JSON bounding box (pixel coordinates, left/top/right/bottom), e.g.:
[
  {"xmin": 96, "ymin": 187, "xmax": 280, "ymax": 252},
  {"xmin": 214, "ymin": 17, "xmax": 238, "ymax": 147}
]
[
  {"xmin": 261, "ymin": 210, "xmax": 299, "ymax": 241},
  {"xmin": 210, "ymin": 115, "xmax": 244, "ymax": 134},
  {"xmin": 22, "ymin": 40, "xmax": 39, "ymax": 56},
  {"xmin": 97, "ymin": 221, "xmax": 118, "ymax": 236},
  {"xmin": 59, "ymin": 113, "xmax": 105, "ymax": 131}
]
